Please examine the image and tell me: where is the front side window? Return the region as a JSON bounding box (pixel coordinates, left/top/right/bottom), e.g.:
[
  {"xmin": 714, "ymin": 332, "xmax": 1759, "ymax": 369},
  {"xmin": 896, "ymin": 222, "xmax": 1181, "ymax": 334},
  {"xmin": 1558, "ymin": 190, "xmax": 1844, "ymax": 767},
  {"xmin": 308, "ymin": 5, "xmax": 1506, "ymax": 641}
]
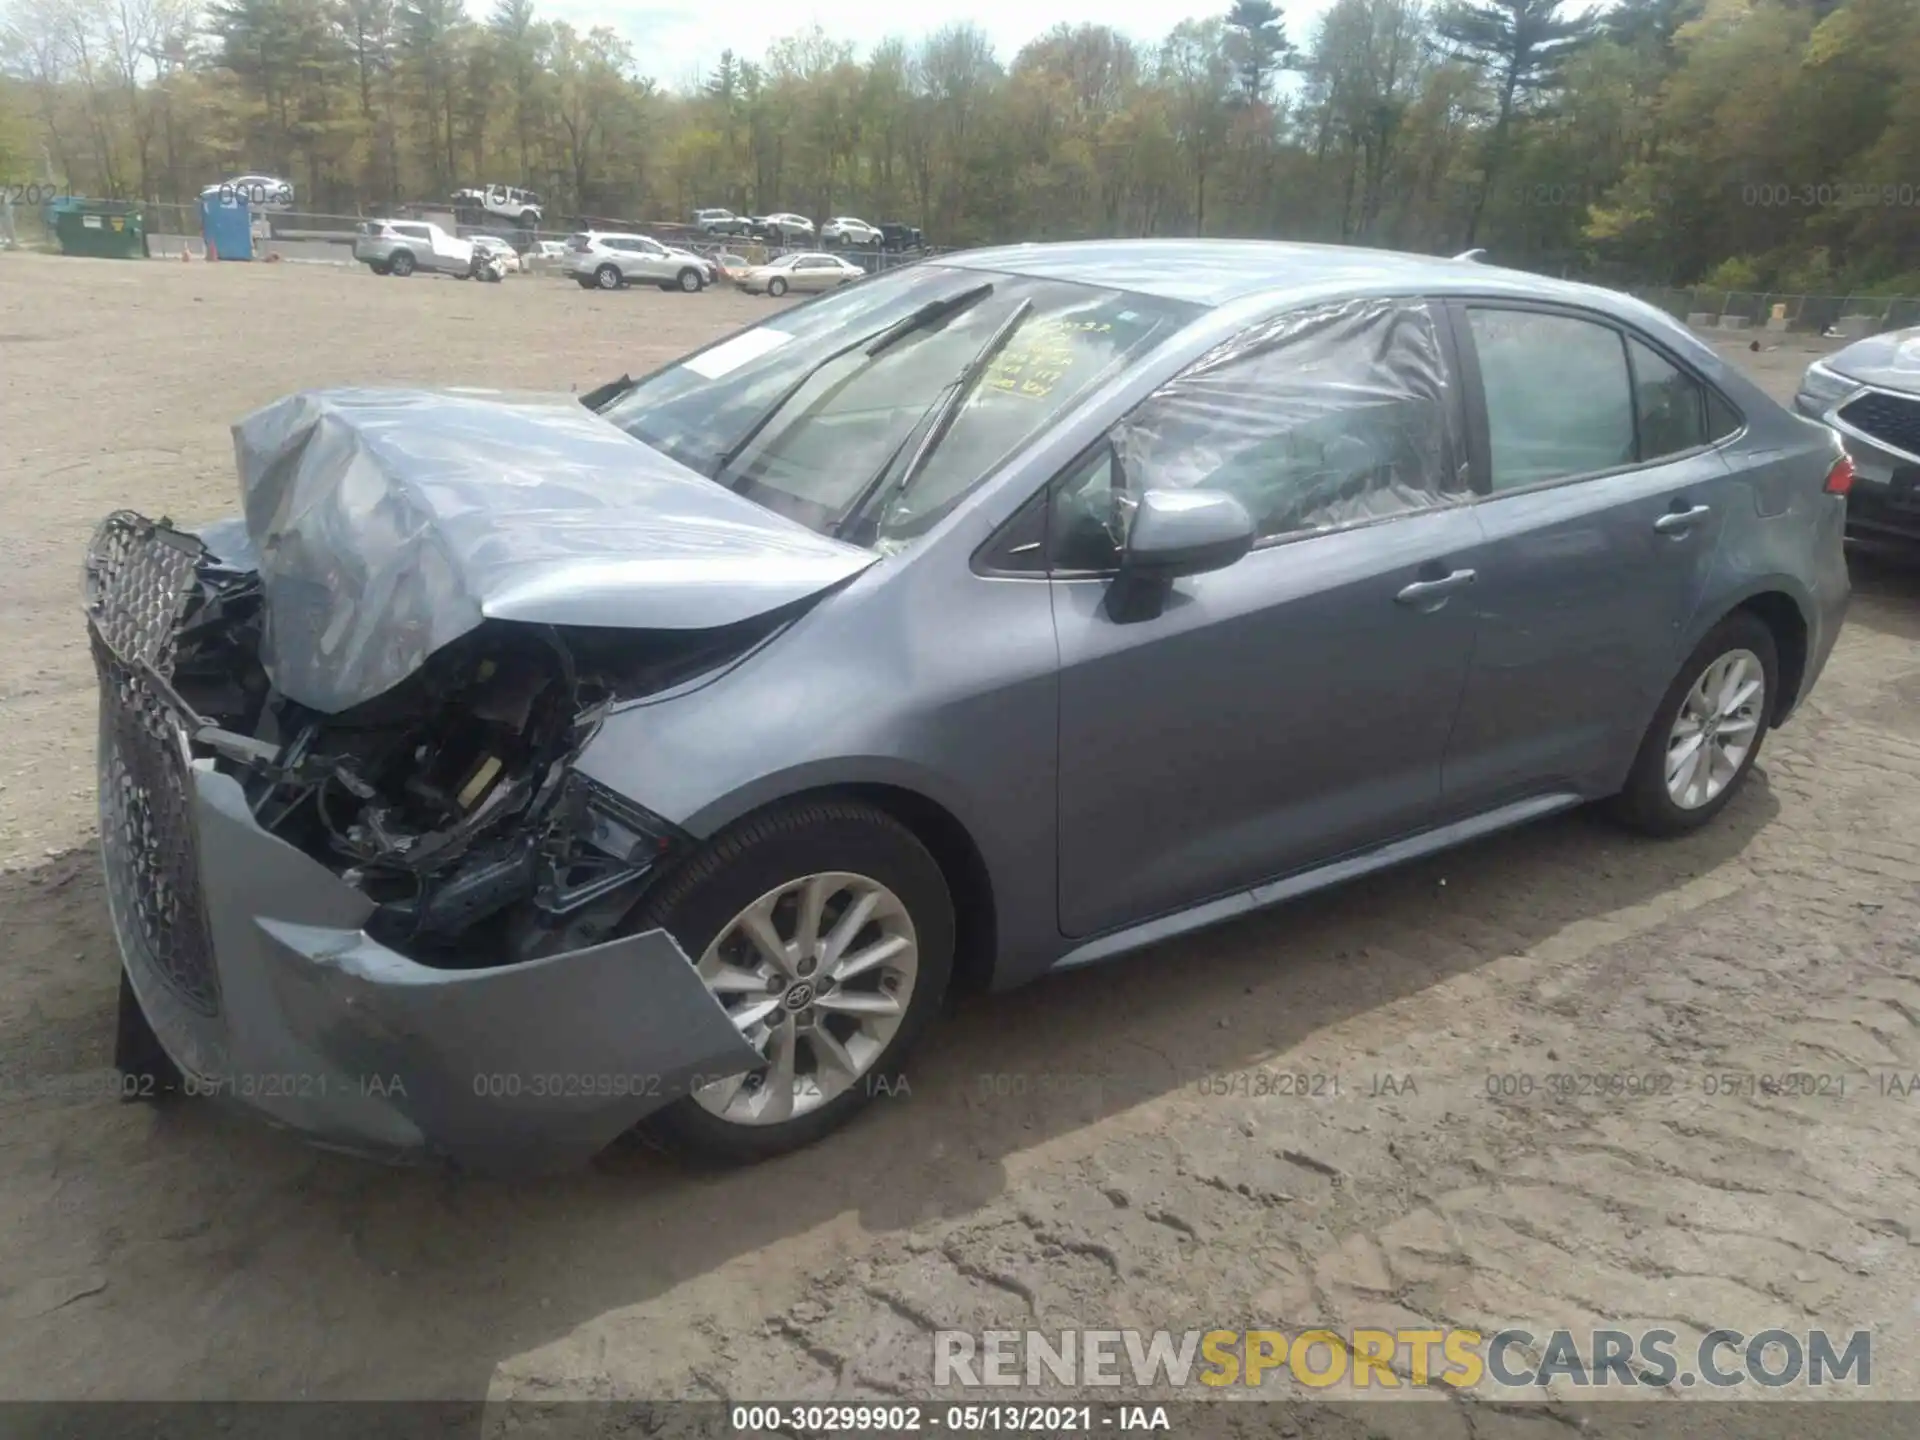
[
  {"xmin": 1081, "ymin": 297, "xmax": 1463, "ymax": 554},
  {"xmin": 600, "ymin": 264, "xmax": 1200, "ymax": 552},
  {"xmin": 1469, "ymin": 308, "xmax": 1635, "ymax": 490}
]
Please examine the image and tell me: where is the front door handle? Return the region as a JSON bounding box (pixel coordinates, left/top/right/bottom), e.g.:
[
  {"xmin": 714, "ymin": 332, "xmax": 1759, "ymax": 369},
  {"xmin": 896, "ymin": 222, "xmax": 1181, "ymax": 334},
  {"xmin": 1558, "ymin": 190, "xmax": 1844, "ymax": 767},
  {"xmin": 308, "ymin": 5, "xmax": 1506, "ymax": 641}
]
[
  {"xmin": 1395, "ymin": 568, "xmax": 1477, "ymax": 606},
  {"xmin": 1654, "ymin": 503, "xmax": 1712, "ymax": 534}
]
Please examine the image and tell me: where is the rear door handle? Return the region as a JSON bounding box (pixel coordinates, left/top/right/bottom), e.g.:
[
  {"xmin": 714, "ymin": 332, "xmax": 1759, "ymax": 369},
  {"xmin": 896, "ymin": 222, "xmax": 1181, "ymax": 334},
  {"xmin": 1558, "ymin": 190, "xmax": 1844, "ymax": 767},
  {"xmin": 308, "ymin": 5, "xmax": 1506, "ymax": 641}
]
[
  {"xmin": 1654, "ymin": 504, "xmax": 1712, "ymax": 534},
  {"xmin": 1395, "ymin": 568, "xmax": 1477, "ymax": 606}
]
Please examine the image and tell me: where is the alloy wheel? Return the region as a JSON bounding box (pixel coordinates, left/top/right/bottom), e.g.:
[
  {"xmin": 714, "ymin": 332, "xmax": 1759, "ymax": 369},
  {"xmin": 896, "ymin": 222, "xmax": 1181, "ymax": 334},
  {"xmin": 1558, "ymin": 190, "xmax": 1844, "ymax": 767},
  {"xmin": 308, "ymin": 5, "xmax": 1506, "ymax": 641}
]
[
  {"xmin": 1666, "ymin": 647, "xmax": 1765, "ymax": 810},
  {"xmin": 690, "ymin": 871, "xmax": 919, "ymax": 1126}
]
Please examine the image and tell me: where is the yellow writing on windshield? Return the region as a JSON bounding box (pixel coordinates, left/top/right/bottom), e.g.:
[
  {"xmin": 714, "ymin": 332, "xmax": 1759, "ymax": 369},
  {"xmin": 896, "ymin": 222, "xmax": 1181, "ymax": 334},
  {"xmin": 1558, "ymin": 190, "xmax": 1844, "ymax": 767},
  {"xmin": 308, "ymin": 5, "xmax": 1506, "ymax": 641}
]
[{"xmin": 985, "ymin": 316, "xmax": 1115, "ymax": 402}]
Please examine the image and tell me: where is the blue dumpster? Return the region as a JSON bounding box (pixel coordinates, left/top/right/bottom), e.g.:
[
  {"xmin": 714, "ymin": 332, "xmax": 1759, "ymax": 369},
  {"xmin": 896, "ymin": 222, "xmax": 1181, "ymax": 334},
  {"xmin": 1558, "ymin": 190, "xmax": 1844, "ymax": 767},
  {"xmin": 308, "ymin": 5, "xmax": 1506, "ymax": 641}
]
[{"xmin": 200, "ymin": 191, "xmax": 253, "ymax": 260}]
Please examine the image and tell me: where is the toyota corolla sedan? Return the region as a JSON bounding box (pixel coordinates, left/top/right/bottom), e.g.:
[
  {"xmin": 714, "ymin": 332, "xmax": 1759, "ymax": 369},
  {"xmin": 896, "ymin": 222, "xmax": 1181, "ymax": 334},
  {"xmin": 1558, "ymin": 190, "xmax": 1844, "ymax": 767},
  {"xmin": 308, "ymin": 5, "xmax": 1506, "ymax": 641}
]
[
  {"xmin": 85, "ymin": 240, "xmax": 1848, "ymax": 1172},
  {"xmin": 1793, "ymin": 326, "xmax": 1920, "ymax": 546}
]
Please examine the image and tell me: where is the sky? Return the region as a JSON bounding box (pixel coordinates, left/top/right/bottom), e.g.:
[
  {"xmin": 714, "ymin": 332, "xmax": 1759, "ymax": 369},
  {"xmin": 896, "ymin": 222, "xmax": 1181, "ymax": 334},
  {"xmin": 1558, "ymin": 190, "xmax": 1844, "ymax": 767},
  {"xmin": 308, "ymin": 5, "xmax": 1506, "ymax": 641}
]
[{"xmin": 541, "ymin": 0, "xmax": 1341, "ymax": 90}]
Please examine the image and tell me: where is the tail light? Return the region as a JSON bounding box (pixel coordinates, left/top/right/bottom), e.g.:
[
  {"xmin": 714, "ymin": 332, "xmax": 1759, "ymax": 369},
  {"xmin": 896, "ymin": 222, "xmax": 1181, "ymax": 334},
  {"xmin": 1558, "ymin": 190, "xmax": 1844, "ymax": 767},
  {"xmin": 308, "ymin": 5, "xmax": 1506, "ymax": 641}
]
[{"xmin": 1824, "ymin": 454, "xmax": 1856, "ymax": 496}]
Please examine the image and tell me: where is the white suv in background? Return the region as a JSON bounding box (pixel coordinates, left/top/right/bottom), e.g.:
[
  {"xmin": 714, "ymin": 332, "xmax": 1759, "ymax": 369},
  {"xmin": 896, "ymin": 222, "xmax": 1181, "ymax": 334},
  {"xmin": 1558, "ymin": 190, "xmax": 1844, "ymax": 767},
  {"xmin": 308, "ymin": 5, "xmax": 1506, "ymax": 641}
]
[
  {"xmin": 352, "ymin": 218, "xmax": 474, "ymax": 277},
  {"xmin": 821, "ymin": 217, "xmax": 881, "ymax": 247},
  {"xmin": 566, "ymin": 232, "xmax": 711, "ymax": 292},
  {"xmin": 451, "ymin": 185, "xmax": 544, "ymax": 227}
]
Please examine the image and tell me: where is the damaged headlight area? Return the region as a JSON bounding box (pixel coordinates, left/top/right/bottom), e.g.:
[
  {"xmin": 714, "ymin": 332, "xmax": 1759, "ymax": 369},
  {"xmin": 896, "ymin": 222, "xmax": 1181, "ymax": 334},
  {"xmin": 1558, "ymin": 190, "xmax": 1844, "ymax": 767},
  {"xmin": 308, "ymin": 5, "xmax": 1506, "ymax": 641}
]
[{"xmin": 88, "ymin": 510, "xmax": 774, "ymax": 969}]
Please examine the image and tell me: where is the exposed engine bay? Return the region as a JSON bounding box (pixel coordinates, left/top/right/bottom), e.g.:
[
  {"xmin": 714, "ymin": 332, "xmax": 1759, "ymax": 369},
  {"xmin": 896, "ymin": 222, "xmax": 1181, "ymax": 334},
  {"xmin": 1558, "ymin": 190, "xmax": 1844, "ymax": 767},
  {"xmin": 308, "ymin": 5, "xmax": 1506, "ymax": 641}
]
[{"xmin": 158, "ymin": 526, "xmax": 785, "ymax": 968}]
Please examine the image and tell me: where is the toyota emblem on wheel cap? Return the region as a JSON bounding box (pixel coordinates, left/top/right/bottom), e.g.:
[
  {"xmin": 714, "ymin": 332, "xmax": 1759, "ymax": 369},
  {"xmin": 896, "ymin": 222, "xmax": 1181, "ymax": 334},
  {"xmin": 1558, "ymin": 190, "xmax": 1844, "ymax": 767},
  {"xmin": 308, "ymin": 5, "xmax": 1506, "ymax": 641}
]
[{"xmin": 782, "ymin": 982, "xmax": 815, "ymax": 1011}]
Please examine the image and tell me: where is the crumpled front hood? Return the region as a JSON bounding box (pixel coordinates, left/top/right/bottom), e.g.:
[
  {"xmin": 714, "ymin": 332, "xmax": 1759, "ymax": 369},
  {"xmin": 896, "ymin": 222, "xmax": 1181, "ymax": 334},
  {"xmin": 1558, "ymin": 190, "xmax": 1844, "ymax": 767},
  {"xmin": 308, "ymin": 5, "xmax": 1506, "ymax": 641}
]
[
  {"xmin": 234, "ymin": 386, "xmax": 876, "ymax": 714},
  {"xmin": 1826, "ymin": 326, "xmax": 1920, "ymax": 393}
]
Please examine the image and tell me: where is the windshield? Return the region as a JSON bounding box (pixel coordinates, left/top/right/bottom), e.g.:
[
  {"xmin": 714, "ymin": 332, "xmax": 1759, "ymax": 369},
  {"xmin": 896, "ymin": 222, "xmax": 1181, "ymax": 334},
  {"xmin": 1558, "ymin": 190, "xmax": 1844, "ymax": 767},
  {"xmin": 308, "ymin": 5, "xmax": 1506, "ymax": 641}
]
[{"xmin": 600, "ymin": 264, "xmax": 1199, "ymax": 551}]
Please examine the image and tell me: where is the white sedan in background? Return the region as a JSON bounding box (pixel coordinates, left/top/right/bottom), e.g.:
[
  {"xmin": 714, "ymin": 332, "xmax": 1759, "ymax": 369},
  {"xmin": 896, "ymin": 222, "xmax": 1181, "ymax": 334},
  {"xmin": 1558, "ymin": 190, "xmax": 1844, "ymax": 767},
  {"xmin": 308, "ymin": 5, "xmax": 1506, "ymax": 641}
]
[{"xmin": 735, "ymin": 251, "xmax": 865, "ymax": 296}]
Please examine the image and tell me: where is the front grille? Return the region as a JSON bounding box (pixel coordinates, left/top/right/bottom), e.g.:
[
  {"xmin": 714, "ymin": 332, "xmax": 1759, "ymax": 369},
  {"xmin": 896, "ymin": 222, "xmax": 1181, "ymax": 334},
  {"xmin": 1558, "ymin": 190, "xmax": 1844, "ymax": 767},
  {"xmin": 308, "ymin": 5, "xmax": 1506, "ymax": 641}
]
[
  {"xmin": 1837, "ymin": 389, "xmax": 1920, "ymax": 462},
  {"xmin": 86, "ymin": 514, "xmax": 222, "ymax": 1017}
]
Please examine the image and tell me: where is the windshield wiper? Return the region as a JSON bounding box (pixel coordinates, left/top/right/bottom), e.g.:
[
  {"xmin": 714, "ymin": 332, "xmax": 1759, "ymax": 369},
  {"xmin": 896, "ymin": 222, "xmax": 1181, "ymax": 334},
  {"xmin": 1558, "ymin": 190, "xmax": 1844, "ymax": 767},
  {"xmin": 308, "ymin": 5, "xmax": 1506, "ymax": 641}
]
[
  {"xmin": 710, "ymin": 281, "xmax": 995, "ymax": 483},
  {"xmin": 579, "ymin": 374, "xmax": 635, "ymax": 411},
  {"xmin": 834, "ymin": 298, "xmax": 1035, "ymax": 544}
]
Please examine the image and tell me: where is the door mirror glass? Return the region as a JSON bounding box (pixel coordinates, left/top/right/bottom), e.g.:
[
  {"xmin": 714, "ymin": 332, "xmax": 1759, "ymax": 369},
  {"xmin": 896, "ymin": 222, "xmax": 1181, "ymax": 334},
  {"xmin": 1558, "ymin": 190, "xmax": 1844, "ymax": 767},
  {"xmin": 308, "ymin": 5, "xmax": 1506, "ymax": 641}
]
[{"xmin": 1122, "ymin": 488, "xmax": 1256, "ymax": 579}]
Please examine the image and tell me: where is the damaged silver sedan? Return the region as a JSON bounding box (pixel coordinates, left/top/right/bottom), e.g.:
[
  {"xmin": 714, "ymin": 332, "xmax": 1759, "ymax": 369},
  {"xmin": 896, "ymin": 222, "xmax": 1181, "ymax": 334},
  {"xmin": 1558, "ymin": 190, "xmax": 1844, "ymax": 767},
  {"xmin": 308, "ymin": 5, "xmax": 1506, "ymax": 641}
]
[{"xmin": 88, "ymin": 241, "xmax": 1847, "ymax": 1171}]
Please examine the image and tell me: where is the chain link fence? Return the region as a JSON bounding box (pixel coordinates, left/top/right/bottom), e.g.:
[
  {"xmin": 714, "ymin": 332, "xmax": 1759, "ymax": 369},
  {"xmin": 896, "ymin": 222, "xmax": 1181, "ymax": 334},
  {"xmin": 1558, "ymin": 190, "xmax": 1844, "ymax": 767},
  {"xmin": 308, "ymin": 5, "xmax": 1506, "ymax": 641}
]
[
  {"xmin": 132, "ymin": 201, "xmax": 934, "ymax": 274},
  {"xmin": 24, "ymin": 200, "xmax": 1920, "ymax": 331},
  {"xmin": 1633, "ymin": 286, "xmax": 1920, "ymax": 337}
]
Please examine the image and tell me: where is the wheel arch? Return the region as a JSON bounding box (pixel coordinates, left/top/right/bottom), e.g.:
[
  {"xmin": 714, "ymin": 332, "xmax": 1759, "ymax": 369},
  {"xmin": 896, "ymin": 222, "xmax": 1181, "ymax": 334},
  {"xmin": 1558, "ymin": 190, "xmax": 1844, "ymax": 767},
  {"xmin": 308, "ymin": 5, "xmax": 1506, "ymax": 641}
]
[
  {"xmin": 675, "ymin": 776, "xmax": 1001, "ymax": 997},
  {"xmin": 1687, "ymin": 580, "xmax": 1812, "ymax": 726}
]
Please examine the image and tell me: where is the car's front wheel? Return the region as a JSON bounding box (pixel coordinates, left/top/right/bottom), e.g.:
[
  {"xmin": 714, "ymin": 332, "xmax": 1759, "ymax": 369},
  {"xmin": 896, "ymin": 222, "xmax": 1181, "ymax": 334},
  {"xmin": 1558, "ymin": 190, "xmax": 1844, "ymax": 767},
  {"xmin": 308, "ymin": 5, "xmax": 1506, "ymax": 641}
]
[
  {"xmin": 595, "ymin": 262, "xmax": 622, "ymax": 290},
  {"xmin": 637, "ymin": 799, "xmax": 954, "ymax": 1164},
  {"xmin": 676, "ymin": 266, "xmax": 704, "ymax": 293},
  {"xmin": 1608, "ymin": 609, "xmax": 1778, "ymax": 836},
  {"xmin": 768, "ymin": 277, "xmax": 788, "ymax": 297}
]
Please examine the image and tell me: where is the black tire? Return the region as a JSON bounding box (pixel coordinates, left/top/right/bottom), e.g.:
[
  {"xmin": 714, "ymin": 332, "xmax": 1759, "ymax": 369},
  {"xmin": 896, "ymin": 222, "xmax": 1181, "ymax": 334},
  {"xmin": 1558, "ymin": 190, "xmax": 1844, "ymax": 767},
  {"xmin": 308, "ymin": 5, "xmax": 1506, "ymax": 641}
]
[
  {"xmin": 676, "ymin": 266, "xmax": 703, "ymax": 293},
  {"xmin": 637, "ymin": 799, "xmax": 955, "ymax": 1165},
  {"xmin": 518, "ymin": 210, "xmax": 539, "ymax": 227},
  {"xmin": 768, "ymin": 276, "xmax": 788, "ymax": 297},
  {"xmin": 1607, "ymin": 609, "xmax": 1778, "ymax": 837},
  {"xmin": 454, "ymin": 270, "xmax": 470, "ymax": 280},
  {"xmin": 575, "ymin": 278, "xmax": 598, "ymax": 289},
  {"xmin": 367, "ymin": 260, "xmax": 391, "ymax": 276},
  {"xmin": 114, "ymin": 970, "xmax": 183, "ymax": 1103},
  {"xmin": 389, "ymin": 250, "xmax": 415, "ymax": 277},
  {"xmin": 595, "ymin": 262, "xmax": 622, "ymax": 290}
]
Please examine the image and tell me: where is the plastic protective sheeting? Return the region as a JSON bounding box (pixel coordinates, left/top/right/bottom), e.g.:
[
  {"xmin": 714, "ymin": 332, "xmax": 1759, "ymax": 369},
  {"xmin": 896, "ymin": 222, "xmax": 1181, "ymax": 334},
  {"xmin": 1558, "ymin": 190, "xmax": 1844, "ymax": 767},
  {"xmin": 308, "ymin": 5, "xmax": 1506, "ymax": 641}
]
[
  {"xmin": 1112, "ymin": 297, "xmax": 1463, "ymax": 541},
  {"xmin": 230, "ymin": 387, "xmax": 878, "ymax": 715}
]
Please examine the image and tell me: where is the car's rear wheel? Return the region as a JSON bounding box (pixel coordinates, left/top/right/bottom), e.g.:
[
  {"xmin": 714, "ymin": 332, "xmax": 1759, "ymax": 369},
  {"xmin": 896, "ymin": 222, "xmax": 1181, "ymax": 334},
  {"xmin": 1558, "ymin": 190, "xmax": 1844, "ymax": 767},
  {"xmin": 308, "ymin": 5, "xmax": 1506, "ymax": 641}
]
[
  {"xmin": 367, "ymin": 260, "xmax": 391, "ymax": 276},
  {"xmin": 389, "ymin": 250, "xmax": 415, "ymax": 277},
  {"xmin": 595, "ymin": 263, "xmax": 622, "ymax": 290},
  {"xmin": 636, "ymin": 799, "xmax": 954, "ymax": 1164},
  {"xmin": 677, "ymin": 267, "xmax": 703, "ymax": 293},
  {"xmin": 575, "ymin": 277, "xmax": 597, "ymax": 289},
  {"xmin": 768, "ymin": 277, "xmax": 788, "ymax": 297},
  {"xmin": 1608, "ymin": 610, "xmax": 1777, "ymax": 836}
]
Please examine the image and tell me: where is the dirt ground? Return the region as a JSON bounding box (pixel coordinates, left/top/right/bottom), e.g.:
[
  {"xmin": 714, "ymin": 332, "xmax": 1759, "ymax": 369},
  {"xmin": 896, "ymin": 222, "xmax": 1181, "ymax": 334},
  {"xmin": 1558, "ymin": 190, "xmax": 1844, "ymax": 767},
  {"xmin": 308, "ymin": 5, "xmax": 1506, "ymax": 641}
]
[{"xmin": 3, "ymin": 253, "xmax": 1919, "ymax": 1427}]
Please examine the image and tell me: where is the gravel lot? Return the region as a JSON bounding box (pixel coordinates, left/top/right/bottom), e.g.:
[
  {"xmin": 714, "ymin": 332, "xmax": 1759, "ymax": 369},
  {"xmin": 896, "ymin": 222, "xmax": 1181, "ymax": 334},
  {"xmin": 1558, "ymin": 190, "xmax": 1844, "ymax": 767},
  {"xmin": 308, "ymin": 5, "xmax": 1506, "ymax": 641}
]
[{"xmin": 3, "ymin": 253, "xmax": 1918, "ymax": 1428}]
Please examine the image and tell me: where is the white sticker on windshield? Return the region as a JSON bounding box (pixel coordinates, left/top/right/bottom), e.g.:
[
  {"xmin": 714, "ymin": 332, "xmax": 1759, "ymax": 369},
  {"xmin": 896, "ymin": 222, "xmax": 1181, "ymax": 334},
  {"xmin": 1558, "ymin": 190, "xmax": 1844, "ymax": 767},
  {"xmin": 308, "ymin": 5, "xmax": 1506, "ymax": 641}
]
[{"xmin": 683, "ymin": 328, "xmax": 795, "ymax": 379}]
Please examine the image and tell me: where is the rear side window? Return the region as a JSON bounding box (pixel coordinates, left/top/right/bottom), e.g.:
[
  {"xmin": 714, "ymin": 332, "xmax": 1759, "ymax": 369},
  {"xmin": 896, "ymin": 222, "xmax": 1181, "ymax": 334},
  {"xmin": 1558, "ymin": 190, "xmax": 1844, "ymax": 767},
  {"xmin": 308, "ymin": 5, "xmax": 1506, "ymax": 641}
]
[
  {"xmin": 1626, "ymin": 336, "xmax": 1708, "ymax": 459},
  {"xmin": 1707, "ymin": 389, "xmax": 1743, "ymax": 441},
  {"xmin": 1468, "ymin": 308, "xmax": 1634, "ymax": 490},
  {"xmin": 395, "ymin": 224, "xmax": 429, "ymax": 240},
  {"xmin": 1102, "ymin": 297, "xmax": 1465, "ymax": 545}
]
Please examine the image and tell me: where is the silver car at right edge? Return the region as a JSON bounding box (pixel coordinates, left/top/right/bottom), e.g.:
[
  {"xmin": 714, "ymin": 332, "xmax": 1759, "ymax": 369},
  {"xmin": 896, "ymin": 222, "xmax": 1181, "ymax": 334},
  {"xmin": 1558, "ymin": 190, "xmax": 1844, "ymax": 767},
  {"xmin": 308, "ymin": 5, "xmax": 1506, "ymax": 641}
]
[{"xmin": 1794, "ymin": 326, "xmax": 1920, "ymax": 545}]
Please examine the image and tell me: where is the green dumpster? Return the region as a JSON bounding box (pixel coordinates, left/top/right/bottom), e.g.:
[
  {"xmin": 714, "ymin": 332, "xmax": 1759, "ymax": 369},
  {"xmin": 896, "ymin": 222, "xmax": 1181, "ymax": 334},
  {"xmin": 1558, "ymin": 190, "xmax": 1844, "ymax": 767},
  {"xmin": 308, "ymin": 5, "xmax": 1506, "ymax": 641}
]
[{"xmin": 53, "ymin": 200, "xmax": 146, "ymax": 259}]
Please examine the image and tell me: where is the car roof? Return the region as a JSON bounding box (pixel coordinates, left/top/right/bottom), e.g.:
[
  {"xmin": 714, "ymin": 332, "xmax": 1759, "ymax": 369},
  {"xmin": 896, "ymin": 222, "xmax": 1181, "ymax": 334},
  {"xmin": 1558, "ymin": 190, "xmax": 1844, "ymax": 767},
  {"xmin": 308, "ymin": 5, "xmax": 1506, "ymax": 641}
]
[{"xmin": 941, "ymin": 238, "xmax": 1652, "ymax": 316}]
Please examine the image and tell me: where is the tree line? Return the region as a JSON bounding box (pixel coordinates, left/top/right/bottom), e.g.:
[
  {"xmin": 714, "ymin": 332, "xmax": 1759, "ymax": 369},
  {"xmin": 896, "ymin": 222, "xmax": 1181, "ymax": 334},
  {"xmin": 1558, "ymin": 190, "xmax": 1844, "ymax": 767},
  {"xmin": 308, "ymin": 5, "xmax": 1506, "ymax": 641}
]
[{"xmin": 1, "ymin": 0, "xmax": 1916, "ymax": 292}]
